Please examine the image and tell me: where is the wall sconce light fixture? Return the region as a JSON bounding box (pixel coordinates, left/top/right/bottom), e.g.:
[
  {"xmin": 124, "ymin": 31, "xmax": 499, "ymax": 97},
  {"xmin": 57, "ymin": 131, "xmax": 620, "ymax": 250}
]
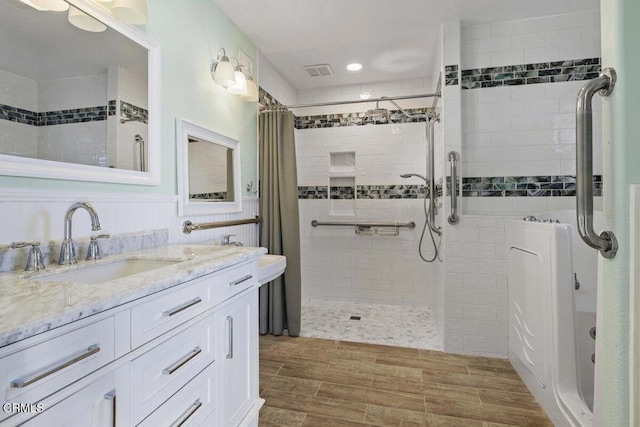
[{"xmin": 212, "ymin": 49, "xmax": 259, "ymax": 102}]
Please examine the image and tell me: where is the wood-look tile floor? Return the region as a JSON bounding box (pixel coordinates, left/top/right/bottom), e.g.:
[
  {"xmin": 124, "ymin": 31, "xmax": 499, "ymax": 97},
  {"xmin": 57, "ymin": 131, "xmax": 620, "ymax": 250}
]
[{"xmin": 258, "ymin": 334, "xmax": 553, "ymax": 427}]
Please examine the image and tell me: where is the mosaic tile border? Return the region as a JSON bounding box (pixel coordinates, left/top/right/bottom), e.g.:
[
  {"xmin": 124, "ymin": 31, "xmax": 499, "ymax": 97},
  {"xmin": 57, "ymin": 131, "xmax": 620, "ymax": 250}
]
[
  {"xmin": 298, "ymin": 186, "xmax": 328, "ymax": 199},
  {"xmin": 0, "ymin": 102, "xmax": 116, "ymax": 126},
  {"xmin": 294, "ymin": 108, "xmax": 434, "ymax": 129},
  {"xmin": 300, "ymin": 176, "xmax": 603, "ymax": 200},
  {"xmin": 120, "ymin": 101, "xmax": 148, "ymax": 124},
  {"xmin": 461, "ymin": 58, "xmax": 601, "ymax": 89},
  {"xmin": 190, "ymin": 192, "xmax": 228, "ymax": 200},
  {"xmin": 460, "ymin": 175, "xmax": 601, "ymax": 197},
  {"xmin": 445, "ymin": 65, "xmax": 459, "ymax": 86}
]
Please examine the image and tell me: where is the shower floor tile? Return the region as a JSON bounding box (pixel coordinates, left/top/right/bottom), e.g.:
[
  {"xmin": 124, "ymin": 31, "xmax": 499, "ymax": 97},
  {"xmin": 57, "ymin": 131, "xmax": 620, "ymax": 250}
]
[{"xmin": 300, "ymin": 298, "xmax": 443, "ymax": 351}]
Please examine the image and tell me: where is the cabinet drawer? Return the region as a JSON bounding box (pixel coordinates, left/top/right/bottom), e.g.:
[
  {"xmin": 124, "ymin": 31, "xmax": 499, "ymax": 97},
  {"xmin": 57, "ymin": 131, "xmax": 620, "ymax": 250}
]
[
  {"xmin": 0, "ymin": 317, "xmax": 115, "ymax": 423},
  {"xmin": 131, "ymin": 315, "xmax": 215, "ymax": 425},
  {"xmin": 137, "ymin": 364, "xmax": 216, "ymax": 427},
  {"xmin": 131, "ymin": 276, "xmax": 211, "ymax": 348},
  {"xmin": 213, "ymin": 261, "xmax": 257, "ymax": 306},
  {"xmin": 20, "ymin": 371, "xmax": 115, "ymax": 427}
]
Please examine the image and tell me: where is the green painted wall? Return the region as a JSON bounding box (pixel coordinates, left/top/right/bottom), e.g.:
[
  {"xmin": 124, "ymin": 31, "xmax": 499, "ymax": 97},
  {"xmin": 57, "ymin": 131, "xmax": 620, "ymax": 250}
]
[
  {"xmin": 0, "ymin": 0, "xmax": 258, "ymax": 197},
  {"xmin": 599, "ymin": 0, "xmax": 640, "ymax": 424}
]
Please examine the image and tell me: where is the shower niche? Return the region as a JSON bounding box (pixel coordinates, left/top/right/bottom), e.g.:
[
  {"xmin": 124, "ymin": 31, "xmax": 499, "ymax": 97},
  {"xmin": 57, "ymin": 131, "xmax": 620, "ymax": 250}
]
[{"xmin": 329, "ymin": 151, "xmax": 356, "ymax": 216}]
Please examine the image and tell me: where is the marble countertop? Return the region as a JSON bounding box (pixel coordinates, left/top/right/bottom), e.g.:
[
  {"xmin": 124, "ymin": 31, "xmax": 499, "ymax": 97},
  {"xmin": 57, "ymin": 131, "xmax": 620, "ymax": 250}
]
[{"xmin": 0, "ymin": 245, "xmax": 266, "ymax": 348}]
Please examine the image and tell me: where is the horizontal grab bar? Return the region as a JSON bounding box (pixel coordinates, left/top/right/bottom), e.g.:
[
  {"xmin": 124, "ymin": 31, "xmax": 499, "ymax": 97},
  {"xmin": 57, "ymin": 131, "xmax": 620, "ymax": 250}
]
[
  {"xmin": 311, "ymin": 220, "xmax": 415, "ymax": 229},
  {"xmin": 182, "ymin": 216, "xmax": 261, "ymax": 234}
]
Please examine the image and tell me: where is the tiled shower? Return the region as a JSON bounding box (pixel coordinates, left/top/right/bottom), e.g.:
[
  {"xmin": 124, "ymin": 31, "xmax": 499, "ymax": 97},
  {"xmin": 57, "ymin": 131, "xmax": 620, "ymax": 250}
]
[{"xmin": 260, "ymin": 9, "xmax": 601, "ymax": 357}]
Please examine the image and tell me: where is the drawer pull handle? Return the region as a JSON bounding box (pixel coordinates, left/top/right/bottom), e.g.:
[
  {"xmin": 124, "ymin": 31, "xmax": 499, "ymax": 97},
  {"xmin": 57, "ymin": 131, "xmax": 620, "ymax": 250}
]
[
  {"xmin": 169, "ymin": 399, "xmax": 202, "ymax": 427},
  {"xmin": 104, "ymin": 391, "xmax": 116, "ymax": 427},
  {"xmin": 11, "ymin": 344, "xmax": 100, "ymax": 388},
  {"xmin": 162, "ymin": 347, "xmax": 202, "ymax": 375},
  {"xmin": 162, "ymin": 297, "xmax": 202, "ymax": 317},
  {"xmin": 229, "ymin": 275, "xmax": 252, "ymax": 287},
  {"xmin": 226, "ymin": 316, "xmax": 234, "ymax": 359}
]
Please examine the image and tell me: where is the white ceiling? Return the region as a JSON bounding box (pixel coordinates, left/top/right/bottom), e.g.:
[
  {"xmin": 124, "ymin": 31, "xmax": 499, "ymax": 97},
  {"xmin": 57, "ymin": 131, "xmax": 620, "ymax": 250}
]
[{"xmin": 212, "ymin": 0, "xmax": 599, "ymax": 91}]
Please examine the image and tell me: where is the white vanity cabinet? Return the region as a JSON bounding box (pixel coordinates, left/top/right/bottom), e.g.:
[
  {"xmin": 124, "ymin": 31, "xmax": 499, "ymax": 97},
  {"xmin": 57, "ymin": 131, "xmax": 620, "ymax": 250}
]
[
  {"xmin": 0, "ymin": 256, "xmax": 263, "ymax": 427},
  {"xmin": 216, "ymin": 289, "xmax": 259, "ymax": 427}
]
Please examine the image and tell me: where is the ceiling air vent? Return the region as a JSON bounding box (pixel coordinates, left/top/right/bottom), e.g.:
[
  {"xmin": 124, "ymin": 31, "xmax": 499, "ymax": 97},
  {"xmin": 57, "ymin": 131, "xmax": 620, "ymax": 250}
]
[{"xmin": 304, "ymin": 64, "xmax": 333, "ymax": 77}]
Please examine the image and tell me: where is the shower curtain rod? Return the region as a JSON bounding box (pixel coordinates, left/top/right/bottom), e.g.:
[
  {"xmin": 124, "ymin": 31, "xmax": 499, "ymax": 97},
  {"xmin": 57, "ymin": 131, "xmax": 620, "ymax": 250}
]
[{"xmin": 267, "ymin": 92, "xmax": 441, "ymax": 110}]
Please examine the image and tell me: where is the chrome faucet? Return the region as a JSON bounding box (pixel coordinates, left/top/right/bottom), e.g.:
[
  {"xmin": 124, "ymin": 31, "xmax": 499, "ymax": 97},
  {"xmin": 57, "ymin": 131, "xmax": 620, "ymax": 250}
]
[
  {"xmin": 59, "ymin": 202, "xmax": 102, "ymax": 265},
  {"xmin": 222, "ymin": 234, "xmax": 243, "ymax": 246}
]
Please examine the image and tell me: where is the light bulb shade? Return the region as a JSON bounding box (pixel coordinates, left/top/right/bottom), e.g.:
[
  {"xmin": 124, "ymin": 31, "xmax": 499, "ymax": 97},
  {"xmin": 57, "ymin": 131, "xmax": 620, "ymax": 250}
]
[
  {"xmin": 68, "ymin": 6, "xmax": 107, "ymax": 32},
  {"xmin": 212, "ymin": 60, "xmax": 236, "ymax": 88},
  {"xmin": 111, "ymin": 0, "xmax": 148, "ymax": 25},
  {"xmin": 30, "ymin": 0, "xmax": 69, "ymax": 11},
  {"xmin": 227, "ymin": 70, "xmax": 247, "ymax": 95},
  {"xmin": 241, "ymin": 79, "xmax": 259, "ymax": 102}
]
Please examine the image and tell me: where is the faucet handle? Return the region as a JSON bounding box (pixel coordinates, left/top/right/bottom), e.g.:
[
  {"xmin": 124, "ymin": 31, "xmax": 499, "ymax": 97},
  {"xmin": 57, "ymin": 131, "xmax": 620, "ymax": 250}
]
[
  {"xmin": 11, "ymin": 241, "xmax": 46, "ymax": 272},
  {"xmin": 222, "ymin": 234, "xmax": 236, "ymax": 245},
  {"xmin": 86, "ymin": 234, "xmax": 110, "ymax": 261}
]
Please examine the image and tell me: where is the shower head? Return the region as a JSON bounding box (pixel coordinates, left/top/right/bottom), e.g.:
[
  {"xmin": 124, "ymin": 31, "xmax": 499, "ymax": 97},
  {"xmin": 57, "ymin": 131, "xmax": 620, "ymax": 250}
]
[
  {"xmin": 400, "ymin": 173, "xmax": 427, "ymax": 182},
  {"xmin": 366, "ymin": 96, "xmax": 411, "ymax": 121}
]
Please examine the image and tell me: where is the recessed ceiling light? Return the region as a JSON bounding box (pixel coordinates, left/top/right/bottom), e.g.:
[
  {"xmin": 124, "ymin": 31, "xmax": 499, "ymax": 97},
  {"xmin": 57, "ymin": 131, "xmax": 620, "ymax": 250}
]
[
  {"xmin": 360, "ymin": 92, "xmax": 371, "ymax": 100},
  {"xmin": 346, "ymin": 63, "xmax": 363, "ymax": 71}
]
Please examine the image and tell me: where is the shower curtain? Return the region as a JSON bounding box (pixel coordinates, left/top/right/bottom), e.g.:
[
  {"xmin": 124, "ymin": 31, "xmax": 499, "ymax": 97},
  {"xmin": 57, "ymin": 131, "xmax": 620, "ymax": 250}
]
[{"xmin": 258, "ymin": 110, "xmax": 301, "ymax": 336}]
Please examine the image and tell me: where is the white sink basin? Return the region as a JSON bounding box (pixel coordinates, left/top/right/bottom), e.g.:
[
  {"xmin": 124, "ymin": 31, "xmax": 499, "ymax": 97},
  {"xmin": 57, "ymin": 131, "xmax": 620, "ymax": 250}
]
[
  {"xmin": 34, "ymin": 259, "xmax": 180, "ymax": 285},
  {"xmin": 257, "ymin": 255, "xmax": 286, "ymax": 285}
]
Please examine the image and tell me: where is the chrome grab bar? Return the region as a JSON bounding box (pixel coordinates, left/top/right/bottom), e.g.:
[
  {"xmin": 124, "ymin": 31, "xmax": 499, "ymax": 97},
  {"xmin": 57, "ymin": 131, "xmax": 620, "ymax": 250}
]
[
  {"xmin": 182, "ymin": 216, "xmax": 261, "ymax": 234},
  {"xmin": 311, "ymin": 220, "xmax": 415, "ymax": 229},
  {"xmin": 576, "ymin": 67, "xmax": 618, "ymax": 258},
  {"xmin": 427, "ymin": 115, "xmax": 442, "ymax": 235},
  {"xmin": 447, "ymin": 151, "xmax": 460, "ymax": 225}
]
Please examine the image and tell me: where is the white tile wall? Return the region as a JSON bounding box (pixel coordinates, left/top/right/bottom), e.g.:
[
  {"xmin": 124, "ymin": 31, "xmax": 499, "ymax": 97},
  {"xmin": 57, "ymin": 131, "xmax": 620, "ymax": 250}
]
[
  {"xmin": 442, "ymin": 12, "xmax": 602, "ymax": 358},
  {"xmin": 296, "ymin": 120, "xmax": 445, "ymax": 318},
  {"xmin": 461, "ymin": 10, "xmax": 600, "ymax": 69},
  {"xmin": 0, "ymin": 70, "xmax": 38, "ymax": 159},
  {"xmin": 444, "ymin": 215, "xmax": 509, "ymax": 357}
]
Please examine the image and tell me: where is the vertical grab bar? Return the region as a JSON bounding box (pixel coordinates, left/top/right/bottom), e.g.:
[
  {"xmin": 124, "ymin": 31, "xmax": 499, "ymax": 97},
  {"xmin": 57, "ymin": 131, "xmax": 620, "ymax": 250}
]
[
  {"xmin": 427, "ymin": 115, "xmax": 442, "ymax": 235},
  {"xmin": 447, "ymin": 151, "xmax": 460, "ymax": 225},
  {"xmin": 576, "ymin": 67, "xmax": 617, "ymax": 258}
]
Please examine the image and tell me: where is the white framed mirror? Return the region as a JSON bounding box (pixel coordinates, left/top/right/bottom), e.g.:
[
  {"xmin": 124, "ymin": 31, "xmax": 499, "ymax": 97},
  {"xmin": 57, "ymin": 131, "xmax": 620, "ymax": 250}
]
[
  {"xmin": 0, "ymin": 0, "xmax": 160, "ymax": 185},
  {"xmin": 176, "ymin": 118, "xmax": 242, "ymax": 216}
]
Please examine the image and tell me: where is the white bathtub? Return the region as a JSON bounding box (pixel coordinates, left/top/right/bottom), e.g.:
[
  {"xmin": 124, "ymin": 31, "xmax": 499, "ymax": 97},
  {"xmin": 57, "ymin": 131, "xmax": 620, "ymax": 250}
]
[{"xmin": 506, "ymin": 210, "xmax": 598, "ymax": 427}]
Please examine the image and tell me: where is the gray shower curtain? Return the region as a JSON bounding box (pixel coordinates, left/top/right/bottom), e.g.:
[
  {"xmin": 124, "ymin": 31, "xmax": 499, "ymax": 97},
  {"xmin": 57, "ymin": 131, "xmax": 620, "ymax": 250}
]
[{"xmin": 258, "ymin": 110, "xmax": 301, "ymax": 336}]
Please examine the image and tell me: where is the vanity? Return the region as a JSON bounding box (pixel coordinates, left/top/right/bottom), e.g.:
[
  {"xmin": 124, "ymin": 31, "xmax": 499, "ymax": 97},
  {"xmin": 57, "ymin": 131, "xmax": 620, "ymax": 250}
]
[{"xmin": 0, "ymin": 245, "xmax": 268, "ymax": 426}]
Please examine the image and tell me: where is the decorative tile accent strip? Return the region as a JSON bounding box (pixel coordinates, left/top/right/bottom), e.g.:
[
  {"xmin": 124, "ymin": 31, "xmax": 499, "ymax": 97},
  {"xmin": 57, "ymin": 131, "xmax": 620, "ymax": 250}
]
[
  {"xmin": 461, "ymin": 58, "xmax": 601, "ymax": 89},
  {"xmin": 298, "ymin": 186, "xmax": 328, "ymax": 199},
  {"xmin": 259, "ymin": 87, "xmax": 285, "ymax": 110},
  {"xmin": 330, "ymin": 186, "xmax": 355, "ymax": 199},
  {"xmin": 445, "ymin": 65, "xmax": 459, "ymax": 86},
  {"xmin": 120, "ymin": 101, "xmax": 148, "ymax": 123},
  {"xmin": 0, "ymin": 102, "xmax": 115, "ymax": 126},
  {"xmin": 461, "ymin": 175, "xmax": 602, "ymax": 197},
  {"xmin": 294, "ymin": 108, "xmax": 434, "ymax": 129},
  {"xmin": 190, "ymin": 192, "xmax": 227, "ymax": 200},
  {"xmin": 357, "ymin": 185, "xmax": 426, "ymax": 199}
]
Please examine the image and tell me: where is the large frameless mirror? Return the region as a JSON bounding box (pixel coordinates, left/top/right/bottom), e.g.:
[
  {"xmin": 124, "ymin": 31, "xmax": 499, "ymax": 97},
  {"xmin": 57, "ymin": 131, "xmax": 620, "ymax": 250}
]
[
  {"xmin": 176, "ymin": 118, "xmax": 242, "ymax": 216},
  {"xmin": 0, "ymin": 0, "xmax": 160, "ymax": 185}
]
